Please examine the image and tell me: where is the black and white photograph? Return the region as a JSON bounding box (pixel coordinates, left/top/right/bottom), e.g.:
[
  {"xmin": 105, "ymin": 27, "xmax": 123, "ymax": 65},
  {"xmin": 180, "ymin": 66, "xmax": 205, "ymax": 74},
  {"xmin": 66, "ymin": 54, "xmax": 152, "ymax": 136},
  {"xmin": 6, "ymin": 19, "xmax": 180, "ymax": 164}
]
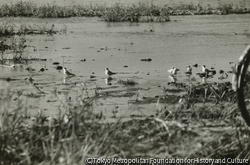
[{"xmin": 0, "ymin": 0, "xmax": 250, "ymax": 164}]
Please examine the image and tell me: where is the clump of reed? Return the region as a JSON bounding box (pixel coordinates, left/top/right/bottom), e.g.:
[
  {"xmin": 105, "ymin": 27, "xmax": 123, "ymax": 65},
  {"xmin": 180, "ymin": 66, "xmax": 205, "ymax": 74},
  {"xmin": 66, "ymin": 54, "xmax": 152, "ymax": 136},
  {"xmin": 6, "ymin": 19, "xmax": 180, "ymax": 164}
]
[
  {"xmin": 9, "ymin": 37, "xmax": 27, "ymax": 63},
  {"xmin": 0, "ymin": 21, "xmax": 64, "ymax": 64},
  {"xmin": 0, "ymin": 17, "xmax": 65, "ymax": 36},
  {"xmin": 0, "ymin": 1, "xmax": 249, "ymax": 21},
  {"xmin": 0, "ymin": 36, "xmax": 27, "ymax": 64},
  {"xmin": 101, "ymin": 3, "xmax": 170, "ymax": 22},
  {"xmin": 0, "ymin": 18, "xmax": 15, "ymax": 36},
  {"xmin": 0, "ymin": 1, "xmax": 105, "ymax": 18},
  {"xmin": 36, "ymin": 3, "xmax": 105, "ymax": 18},
  {"xmin": 167, "ymin": 2, "xmax": 250, "ymax": 15},
  {"xmin": 0, "ymin": 1, "xmax": 37, "ymax": 17},
  {"xmin": 117, "ymin": 79, "xmax": 138, "ymax": 85},
  {"xmin": 17, "ymin": 23, "xmax": 57, "ymax": 35}
]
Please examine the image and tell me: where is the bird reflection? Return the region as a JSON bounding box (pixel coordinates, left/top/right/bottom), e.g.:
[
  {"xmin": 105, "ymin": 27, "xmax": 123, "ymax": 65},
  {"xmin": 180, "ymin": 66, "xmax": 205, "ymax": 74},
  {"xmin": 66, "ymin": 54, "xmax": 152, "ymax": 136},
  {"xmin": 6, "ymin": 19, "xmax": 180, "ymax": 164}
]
[
  {"xmin": 202, "ymin": 77, "xmax": 207, "ymax": 84},
  {"xmin": 105, "ymin": 77, "xmax": 113, "ymax": 85},
  {"xmin": 169, "ymin": 75, "xmax": 177, "ymax": 83},
  {"xmin": 63, "ymin": 76, "xmax": 74, "ymax": 84},
  {"xmin": 186, "ymin": 73, "xmax": 192, "ymax": 82}
]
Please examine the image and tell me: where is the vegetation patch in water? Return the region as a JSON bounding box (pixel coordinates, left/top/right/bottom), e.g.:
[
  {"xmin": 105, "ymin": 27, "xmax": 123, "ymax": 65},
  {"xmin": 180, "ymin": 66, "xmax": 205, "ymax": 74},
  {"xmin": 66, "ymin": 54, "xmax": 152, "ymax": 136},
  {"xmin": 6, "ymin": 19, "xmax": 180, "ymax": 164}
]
[
  {"xmin": 117, "ymin": 79, "xmax": 138, "ymax": 86},
  {"xmin": 0, "ymin": 19, "xmax": 67, "ymax": 65},
  {"xmin": 0, "ymin": 18, "xmax": 66, "ymax": 36}
]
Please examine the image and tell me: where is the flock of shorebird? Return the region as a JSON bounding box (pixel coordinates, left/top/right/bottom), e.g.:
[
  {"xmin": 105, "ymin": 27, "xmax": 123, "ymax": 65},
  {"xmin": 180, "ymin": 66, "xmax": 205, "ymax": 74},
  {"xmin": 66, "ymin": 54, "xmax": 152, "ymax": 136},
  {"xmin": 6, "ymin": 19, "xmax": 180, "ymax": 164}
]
[
  {"xmin": 63, "ymin": 64, "xmax": 229, "ymax": 83},
  {"xmin": 168, "ymin": 64, "xmax": 216, "ymax": 76},
  {"xmin": 63, "ymin": 67, "xmax": 117, "ymax": 77},
  {"xmin": 167, "ymin": 63, "xmax": 229, "ymax": 83},
  {"xmin": 1, "ymin": 63, "xmax": 228, "ymax": 84}
]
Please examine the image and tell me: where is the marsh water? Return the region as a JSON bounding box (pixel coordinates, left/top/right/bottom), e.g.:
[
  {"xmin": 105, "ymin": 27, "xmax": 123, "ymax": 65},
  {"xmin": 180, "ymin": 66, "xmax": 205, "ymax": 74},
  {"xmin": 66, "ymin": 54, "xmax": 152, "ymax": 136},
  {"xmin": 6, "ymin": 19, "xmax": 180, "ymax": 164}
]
[{"xmin": 1, "ymin": 14, "xmax": 250, "ymax": 120}]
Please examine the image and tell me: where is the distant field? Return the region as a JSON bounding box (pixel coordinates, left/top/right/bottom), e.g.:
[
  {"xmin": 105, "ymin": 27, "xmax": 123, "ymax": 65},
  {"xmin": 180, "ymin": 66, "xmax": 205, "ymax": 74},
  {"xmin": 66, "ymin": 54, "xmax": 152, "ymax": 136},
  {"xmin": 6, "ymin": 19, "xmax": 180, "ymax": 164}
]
[{"xmin": 0, "ymin": 0, "xmax": 250, "ymax": 7}]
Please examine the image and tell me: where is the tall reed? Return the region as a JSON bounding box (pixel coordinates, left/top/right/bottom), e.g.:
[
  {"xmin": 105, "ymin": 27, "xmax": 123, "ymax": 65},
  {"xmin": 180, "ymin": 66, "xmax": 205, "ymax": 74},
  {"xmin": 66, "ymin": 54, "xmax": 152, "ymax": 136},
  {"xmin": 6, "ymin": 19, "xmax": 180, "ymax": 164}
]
[{"xmin": 0, "ymin": 1, "xmax": 249, "ymax": 21}]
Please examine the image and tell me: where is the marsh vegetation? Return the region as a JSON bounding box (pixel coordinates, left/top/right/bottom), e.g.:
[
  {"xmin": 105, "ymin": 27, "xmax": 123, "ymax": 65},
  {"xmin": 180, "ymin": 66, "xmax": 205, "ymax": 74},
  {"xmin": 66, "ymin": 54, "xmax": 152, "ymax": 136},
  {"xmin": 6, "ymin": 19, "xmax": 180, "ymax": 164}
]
[
  {"xmin": 1, "ymin": 79, "xmax": 250, "ymax": 164},
  {"xmin": 0, "ymin": 1, "xmax": 250, "ymax": 164},
  {"xmin": 0, "ymin": 1, "xmax": 249, "ymax": 21}
]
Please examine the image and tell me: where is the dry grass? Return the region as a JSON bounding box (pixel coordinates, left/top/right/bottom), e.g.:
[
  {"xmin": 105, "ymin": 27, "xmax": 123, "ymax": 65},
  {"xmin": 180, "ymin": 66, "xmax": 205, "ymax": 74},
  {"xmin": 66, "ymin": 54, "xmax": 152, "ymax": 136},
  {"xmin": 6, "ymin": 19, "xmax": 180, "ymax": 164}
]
[{"xmin": 0, "ymin": 81, "xmax": 250, "ymax": 164}]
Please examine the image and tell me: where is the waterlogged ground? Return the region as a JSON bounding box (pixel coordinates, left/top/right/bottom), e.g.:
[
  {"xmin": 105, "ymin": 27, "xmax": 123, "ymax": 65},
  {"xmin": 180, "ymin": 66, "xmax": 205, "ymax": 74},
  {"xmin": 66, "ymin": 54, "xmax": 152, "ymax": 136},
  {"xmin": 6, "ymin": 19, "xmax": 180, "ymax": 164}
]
[{"xmin": 1, "ymin": 14, "xmax": 250, "ymax": 121}]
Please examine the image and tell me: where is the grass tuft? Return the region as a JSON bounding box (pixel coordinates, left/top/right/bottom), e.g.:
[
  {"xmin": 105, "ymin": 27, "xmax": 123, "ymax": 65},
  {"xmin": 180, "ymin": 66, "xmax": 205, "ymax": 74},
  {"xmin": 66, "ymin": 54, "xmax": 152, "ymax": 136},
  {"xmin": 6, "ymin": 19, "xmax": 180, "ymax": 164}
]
[{"xmin": 117, "ymin": 79, "xmax": 138, "ymax": 86}]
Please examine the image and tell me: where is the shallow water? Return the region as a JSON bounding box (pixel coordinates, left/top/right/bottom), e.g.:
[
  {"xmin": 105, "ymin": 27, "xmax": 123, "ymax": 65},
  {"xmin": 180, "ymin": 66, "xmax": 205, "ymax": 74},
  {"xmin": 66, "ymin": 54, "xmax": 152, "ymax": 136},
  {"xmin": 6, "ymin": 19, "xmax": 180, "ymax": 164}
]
[{"xmin": 0, "ymin": 14, "xmax": 250, "ymax": 120}]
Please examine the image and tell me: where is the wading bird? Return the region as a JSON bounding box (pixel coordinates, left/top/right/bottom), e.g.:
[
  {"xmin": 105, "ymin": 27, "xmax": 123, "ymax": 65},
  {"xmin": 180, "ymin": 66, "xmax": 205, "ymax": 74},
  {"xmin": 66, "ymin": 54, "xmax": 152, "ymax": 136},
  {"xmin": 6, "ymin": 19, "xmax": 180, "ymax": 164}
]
[
  {"xmin": 202, "ymin": 65, "xmax": 209, "ymax": 73},
  {"xmin": 105, "ymin": 68, "xmax": 117, "ymax": 76},
  {"xmin": 185, "ymin": 65, "xmax": 192, "ymax": 75},
  {"xmin": 168, "ymin": 67, "xmax": 179, "ymax": 75},
  {"xmin": 202, "ymin": 65, "xmax": 216, "ymax": 75},
  {"xmin": 63, "ymin": 67, "xmax": 75, "ymax": 76},
  {"xmin": 197, "ymin": 65, "xmax": 216, "ymax": 78}
]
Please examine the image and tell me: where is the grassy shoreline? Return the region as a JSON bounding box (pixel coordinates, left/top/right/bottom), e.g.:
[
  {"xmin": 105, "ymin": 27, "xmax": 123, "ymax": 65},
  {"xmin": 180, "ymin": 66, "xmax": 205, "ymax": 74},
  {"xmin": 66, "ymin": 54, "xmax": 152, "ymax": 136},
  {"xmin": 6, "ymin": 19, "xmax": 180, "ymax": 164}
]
[
  {"xmin": 0, "ymin": 1, "xmax": 249, "ymax": 21},
  {"xmin": 0, "ymin": 83, "xmax": 250, "ymax": 164}
]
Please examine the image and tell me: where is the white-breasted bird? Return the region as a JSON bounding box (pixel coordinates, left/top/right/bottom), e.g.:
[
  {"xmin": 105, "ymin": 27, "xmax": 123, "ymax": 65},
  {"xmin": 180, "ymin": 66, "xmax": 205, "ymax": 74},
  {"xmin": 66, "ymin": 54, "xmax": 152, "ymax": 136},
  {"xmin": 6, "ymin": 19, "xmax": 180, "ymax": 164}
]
[
  {"xmin": 168, "ymin": 67, "xmax": 179, "ymax": 75},
  {"xmin": 63, "ymin": 67, "xmax": 75, "ymax": 76},
  {"xmin": 187, "ymin": 65, "xmax": 192, "ymax": 72},
  {"xmin": 105, "ymin": 68, "xmax": 117, "ymax": 76},
  {"xmin": 197, "ymin": 65, "xmax": 216, "ymax": 78},
  {"xmin": 202, "ymin": 65, "xmax": 209, "ymax": 73},
  {"xmin": 196, "ymin": 65, "xmax": 209, "ymax": 78},
  {"xmin": 185, "ymin": 65, "xmax": 192, "ymax": 75}
]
